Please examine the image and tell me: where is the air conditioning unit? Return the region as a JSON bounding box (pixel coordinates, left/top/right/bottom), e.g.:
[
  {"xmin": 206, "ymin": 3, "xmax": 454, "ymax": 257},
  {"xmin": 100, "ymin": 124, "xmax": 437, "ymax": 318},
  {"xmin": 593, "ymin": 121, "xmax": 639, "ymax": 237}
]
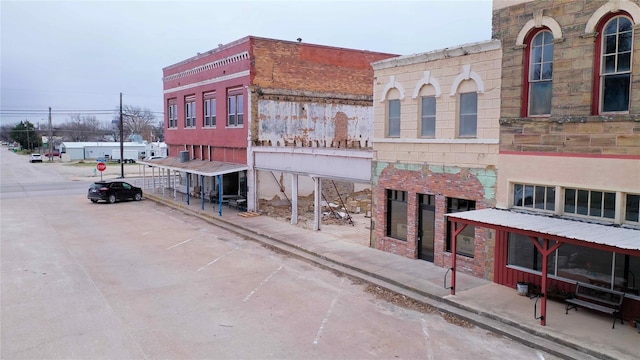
[{"xmin": 179, "ymin": 151, "xmax": 190, "ymax": 163}]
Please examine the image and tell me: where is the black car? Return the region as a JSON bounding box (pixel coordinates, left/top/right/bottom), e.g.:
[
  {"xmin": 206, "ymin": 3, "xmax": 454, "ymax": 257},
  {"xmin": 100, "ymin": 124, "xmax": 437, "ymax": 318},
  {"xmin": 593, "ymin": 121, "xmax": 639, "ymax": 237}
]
[{"xmin": 88, "ymin": 181, "xmax": 143, "ymax": 204}]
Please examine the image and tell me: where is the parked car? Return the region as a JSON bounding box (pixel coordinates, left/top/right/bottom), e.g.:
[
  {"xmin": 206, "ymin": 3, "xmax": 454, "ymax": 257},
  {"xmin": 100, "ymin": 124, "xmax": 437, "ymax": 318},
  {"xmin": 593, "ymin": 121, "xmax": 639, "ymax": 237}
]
[
  {"xmin": 87, "ymin": 181, "xmax": 143, "ymax": 204},
  {"xmin": 45, "ymin": 150, "xmax": 60, "ymax": 157},
  {"xmin": 144, "ymin": 155, "xmax": 167, "ymax": 167},
  {"xmin": 29, "ymin": 154, "xmax": 43, "ymax": 163}
]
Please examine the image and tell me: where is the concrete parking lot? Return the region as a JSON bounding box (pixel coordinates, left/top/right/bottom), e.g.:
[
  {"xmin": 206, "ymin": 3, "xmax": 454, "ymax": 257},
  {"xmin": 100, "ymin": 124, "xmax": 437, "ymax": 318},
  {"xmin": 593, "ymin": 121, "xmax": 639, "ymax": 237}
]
[{"xmin": 1, "ymin": 149, "xmax": 557, "ymax": 359}]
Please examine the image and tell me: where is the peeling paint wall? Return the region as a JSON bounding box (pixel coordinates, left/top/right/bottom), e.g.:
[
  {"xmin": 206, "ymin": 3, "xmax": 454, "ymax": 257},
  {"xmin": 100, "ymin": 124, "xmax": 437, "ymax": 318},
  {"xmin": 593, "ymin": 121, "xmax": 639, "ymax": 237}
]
[{"xmin": 257, "ymin": 100, "xmax": 373, "ymax": 149}]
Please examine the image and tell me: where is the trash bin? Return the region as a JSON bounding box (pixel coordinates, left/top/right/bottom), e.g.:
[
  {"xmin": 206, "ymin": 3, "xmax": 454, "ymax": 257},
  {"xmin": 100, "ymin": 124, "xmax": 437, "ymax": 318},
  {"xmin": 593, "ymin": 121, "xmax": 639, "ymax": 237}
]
[{"xmin": 516, "ymin": 282, "xmax": 529, "ymax": 296}]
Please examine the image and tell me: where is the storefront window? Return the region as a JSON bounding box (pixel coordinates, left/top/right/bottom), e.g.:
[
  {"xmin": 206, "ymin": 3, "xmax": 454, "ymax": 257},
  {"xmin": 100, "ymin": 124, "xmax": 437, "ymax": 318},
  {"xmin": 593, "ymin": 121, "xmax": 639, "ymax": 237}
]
[
  {"xmin": 386, "ymin": 190, "xmax": 407, "ymax": 241},
  {"xmin": 446, "ymin": 198, "xmax": 476, "ymax": 257},
  {"xmin": 507, "ymin": 233, "xmax": 639, "ymax": 295}
]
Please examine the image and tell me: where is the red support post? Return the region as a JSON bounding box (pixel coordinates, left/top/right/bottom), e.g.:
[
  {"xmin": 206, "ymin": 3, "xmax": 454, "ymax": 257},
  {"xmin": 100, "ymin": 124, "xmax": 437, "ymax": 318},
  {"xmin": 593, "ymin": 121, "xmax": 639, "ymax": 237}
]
[{"xmin": 540, "ymin": 239, "xmax": 549, "ymax": 326}]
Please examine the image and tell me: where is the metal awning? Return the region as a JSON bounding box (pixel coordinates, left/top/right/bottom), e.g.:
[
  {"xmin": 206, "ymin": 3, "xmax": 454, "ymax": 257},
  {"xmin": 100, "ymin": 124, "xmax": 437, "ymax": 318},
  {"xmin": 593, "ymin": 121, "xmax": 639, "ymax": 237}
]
[
  {"xmin": 138, "ymin": 157, "xmax": 248, "ymax": 177},
  {"xmin": 446, "ymin": 208, "xmax": 640, "ymax": 251}
]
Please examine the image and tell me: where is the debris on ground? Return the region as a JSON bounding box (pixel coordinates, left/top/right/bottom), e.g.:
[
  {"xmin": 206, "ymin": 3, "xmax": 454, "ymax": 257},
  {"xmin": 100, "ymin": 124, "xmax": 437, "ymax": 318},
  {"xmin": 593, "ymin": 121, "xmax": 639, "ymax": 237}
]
[{"xmin": 365, "ymin": 284, "xmax": 475, "ymax": 328}]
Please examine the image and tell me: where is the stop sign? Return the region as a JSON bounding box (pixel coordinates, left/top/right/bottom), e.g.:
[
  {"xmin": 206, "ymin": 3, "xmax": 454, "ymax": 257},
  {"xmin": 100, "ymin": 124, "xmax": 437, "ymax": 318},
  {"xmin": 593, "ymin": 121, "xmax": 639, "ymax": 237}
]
[{"xmin": 97, "ymin": 162, "xmax": 107, "ymax": 172}]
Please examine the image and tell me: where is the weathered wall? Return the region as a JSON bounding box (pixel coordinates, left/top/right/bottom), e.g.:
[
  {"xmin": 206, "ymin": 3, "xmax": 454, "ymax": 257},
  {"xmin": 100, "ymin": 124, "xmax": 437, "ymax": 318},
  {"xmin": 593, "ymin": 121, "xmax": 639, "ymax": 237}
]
[
  {"xmin": 372, "ymin": 162, "xmax": 497, "ymax": 279},
  {"xmin": 251, "ymin": 37, "xmax": 397, "ymax": 96},
  {"xmin": 256, "ymin": 100, "xmax": 374, "ymax": 149}
]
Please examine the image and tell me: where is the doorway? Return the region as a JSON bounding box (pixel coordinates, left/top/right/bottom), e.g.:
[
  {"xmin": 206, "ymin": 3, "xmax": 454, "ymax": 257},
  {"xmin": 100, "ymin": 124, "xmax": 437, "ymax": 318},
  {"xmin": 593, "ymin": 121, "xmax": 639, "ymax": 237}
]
[{"xmin": 418, "ymin": 194, "xmax": 435, "ymax": 262}]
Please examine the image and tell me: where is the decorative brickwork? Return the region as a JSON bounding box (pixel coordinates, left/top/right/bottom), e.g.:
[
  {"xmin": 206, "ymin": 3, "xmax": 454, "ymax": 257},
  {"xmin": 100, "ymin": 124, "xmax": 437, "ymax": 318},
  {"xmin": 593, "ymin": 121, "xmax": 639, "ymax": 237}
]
[{"xmin": 371, "ymin": 162, "xmax": 497, "ymax": 278}]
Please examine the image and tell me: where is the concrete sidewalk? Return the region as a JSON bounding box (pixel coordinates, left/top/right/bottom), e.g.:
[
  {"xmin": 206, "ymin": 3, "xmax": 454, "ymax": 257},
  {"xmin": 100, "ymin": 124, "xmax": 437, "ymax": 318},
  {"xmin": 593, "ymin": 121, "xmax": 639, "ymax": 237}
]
[{"xmin": 145, "ymin": 192, "xmax": 639, "ymax": 360}]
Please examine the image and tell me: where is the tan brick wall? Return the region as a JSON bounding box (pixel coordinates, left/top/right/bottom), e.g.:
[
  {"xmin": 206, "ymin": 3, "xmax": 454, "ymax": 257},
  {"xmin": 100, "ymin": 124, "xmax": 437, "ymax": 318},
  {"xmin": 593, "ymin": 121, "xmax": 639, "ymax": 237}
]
[{"xmin": 372, "ymin": 45, "xmax": 502, "ymax": 166}]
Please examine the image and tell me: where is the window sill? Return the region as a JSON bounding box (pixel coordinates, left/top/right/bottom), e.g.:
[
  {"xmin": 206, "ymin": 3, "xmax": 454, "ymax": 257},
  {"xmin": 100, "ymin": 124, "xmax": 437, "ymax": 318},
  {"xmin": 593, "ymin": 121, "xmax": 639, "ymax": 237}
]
[
  {"xmin": 383, "ymin": 236, "xmax": 407, "ymax": 243},
  {"xmin": 373, "ymin": 138, "xmax": 499, "ymax": 145},
  {"xmin": 226, "ymin": 125, "xmax": 244, "ymax": 129},
  {"xmin": 444, "ymin": 250, "xmax": 475, "ymax": 259}
]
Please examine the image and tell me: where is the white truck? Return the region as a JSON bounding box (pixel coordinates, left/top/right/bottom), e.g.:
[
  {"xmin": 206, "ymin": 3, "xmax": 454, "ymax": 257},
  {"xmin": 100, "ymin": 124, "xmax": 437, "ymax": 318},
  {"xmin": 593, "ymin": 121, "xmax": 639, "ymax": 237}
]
[{"xmin": 111, "ymin": 149, "xmax": 139, "ymax": 163}]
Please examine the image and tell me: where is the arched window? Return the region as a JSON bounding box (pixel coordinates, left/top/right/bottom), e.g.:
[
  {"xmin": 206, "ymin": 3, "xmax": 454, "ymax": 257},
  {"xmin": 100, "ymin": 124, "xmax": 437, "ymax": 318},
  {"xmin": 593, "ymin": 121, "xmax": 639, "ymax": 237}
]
[
  {"xmin": 595, "ymin": 14, "xmax": 633, "ymax": 113},
  {"xmin": 525, "ymin": 30, "xmax": 554, "ymax": 116}
]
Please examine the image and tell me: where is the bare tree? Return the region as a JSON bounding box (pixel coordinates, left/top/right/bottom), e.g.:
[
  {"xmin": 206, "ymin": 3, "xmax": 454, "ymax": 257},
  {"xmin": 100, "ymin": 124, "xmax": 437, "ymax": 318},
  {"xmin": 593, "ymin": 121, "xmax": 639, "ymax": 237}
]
[
  {"xmin": 152, "ymin": 119, "xmax": 164, "ymax": 142},
  {"xmin": 58, "ymin": 115, "xmax": 103, "ymax": 141},
  {"xmin": 114, "ymin": 105, "xmax": 156, "ymax": 142},
  {"xmin": 0, "ymin": 123, "xmax": 18, "ymax": 143}
]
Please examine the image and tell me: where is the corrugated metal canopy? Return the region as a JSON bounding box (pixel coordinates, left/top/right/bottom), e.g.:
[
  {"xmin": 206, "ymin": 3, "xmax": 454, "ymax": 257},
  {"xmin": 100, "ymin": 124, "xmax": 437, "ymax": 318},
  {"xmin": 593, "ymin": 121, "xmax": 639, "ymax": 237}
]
[
  {"xmin": 446, "ymin": 208, "xmax": 640, "ymax": 251},
  {"xmin": 138, "ymin": 157, "xmax": 248, "ymax": 177}
]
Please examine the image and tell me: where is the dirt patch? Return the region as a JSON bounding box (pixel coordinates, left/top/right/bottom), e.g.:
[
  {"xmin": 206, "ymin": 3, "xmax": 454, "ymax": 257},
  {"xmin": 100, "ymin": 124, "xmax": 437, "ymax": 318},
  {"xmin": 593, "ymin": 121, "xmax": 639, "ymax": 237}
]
[{"xmin": 365, "ymin": 284, "xmax": 475, "ymax": 329}]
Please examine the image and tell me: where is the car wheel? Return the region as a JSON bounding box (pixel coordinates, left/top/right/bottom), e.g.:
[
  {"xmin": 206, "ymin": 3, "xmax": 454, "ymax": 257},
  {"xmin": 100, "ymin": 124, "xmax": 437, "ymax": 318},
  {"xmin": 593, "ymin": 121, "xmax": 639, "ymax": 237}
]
[
  {"xmin": 134, "ymin": 192, "xmax": 142, "ymax": 201},
  {"xmin": 108, "ymin": 194, "xmax": 116, "ymax": 204},
  {"xmin": 90, "ymin": 199, "xmax": 98, "ymax": 203}
]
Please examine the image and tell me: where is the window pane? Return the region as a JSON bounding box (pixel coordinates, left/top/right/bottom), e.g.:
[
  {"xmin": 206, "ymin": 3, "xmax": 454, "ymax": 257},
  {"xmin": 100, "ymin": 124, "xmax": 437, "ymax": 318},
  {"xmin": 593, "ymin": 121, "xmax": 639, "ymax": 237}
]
[
  {"xmin": 508, "ymin": 233, "xmax": 541, "ymax": 271},
  {"xmin": 459, "ymin": 115, "xmax": 477, "ymax": 137},
  {"xmin": 387, "ymin": 190, "xmax": 407, "ymax": 241},
  {"xmin": 532, "ymin": 33, "xmax": 543, "ymax": 46},
  {"xmin": 529, "ymin": 81, "xmax": 552, "ymax": 115},
  {"xmin": 557, "ymin": 243, "xmax": 613, "ymax": 288},
  {"xmin": 421, "ymin": 97, "xmax": 436, "ymax": 137},
  {"xmin": 524, "ymin": 185, "xmax": 534, "ymax": 207},
  {"xmin": 605, "ymin": 34, "xmax": 617, "ymax": 54},
  {"xmin": 542, "ymin": 44, "xmax": 554, "ymax": 62},
  {"xmin": 532, "ymin": 45, "xmax": 542, "ymax": 63},
  {"xmin": 530, "ymin": 64, "xmax": 541, "ymax": 81},
  {"xmin": 626, "ymin": 194, "xmax": 640, "ymax": 222},
  {"xmin": 388, "ymin": 99, "xmax": 400, "ymax": 137},
  {"xmin": 565, "ymin": 189, "xmax": 576, "ymax": 213},
  {"xmin": 615, "ymin": 253, "xmax": 640, "ymax": 294},
  {"xmin": 603, "ymin": 192, "xmax": 616, "ymax": 219},
  {"xmin": 535, "ymin": 186, "xmax": 546, "ymax": 209},
  {"xmin": 546, "ymin": 187, "xmax": 555, "ymax": 211},
  {"xmin": 459, "ymin": 93, "xmax": 477, "ymax": 137},
  {"xmin": 460, "ymin": 92, "xmax": 477, "ymax": 112},
  {"xmin": 604, "ymin": 18, "xmax": 618, "ymax": 34},
  {"xmin": 237, "ymin": 95, "xmax": 244, "ymax": 113},
  {"xmin": 619, "ymin": 31, "xmax": 632, "ymax": 52},
  {"xmin": 577, "ymin": 190, "xmax": 589, "ymax": 215},
  {"xmin": 541, "ymin": 62, "xmax": 553, "ymax": 80},
  {"xmin": 618, "ymin": 52, "xmax": 631, "ymax": 72},
  {"xmin": 603, "ymin": 74, "xmax": 630, "ymax": 112},
  {"xmin": 229, "ymin": 96, "xmax": 236, "ymax": 114},
  {"xmin": 603, "ymin": 55, "xmax": 616, "ymax": 73},
  {"xmin": 590, "ymin": 191, "xmax": 602, "ymax": 217},
  {"xmin": 514, "ymin": 184, "xmax": 523, "ymax": 206},
  {"xmin": 619, "ymin": 17, "xmax": 632, "ymax": 32}
]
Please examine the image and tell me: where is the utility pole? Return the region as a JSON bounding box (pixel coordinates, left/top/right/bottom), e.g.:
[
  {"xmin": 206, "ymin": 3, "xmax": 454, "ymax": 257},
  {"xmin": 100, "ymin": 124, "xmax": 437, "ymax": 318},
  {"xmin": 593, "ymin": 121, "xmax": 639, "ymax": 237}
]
[
  {"xmin": 26, "ymin": 120, "xmax": 31, "ymax": 151},
  {"xmin": 48, "ymin": 107, "xmax": 53, "ymax": 161},
  {"xmin": 119, "ymin": 92, "xmax": 124, "ymax": 178}
]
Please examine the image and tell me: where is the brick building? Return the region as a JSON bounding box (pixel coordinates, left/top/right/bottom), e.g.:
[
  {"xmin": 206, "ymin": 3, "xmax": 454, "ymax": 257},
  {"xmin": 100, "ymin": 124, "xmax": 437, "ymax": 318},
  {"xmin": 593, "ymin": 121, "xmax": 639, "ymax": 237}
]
[
  {"xmin": 370, "ymin": 40, "xmax": 502, "ymax": 278},
  {"xmin": 154, "ymin": 36, "xmax": 396, "ymax": 221},
  {"xmin": 447, "ymin": 0, "xmax": 640, "ymax": 324}
]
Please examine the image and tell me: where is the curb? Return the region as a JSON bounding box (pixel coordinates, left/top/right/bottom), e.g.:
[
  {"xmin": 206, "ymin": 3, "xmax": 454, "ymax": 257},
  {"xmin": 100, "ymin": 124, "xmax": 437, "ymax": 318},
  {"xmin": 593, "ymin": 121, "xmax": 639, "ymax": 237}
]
[{"xmin": 145, "ymin": 193, "xmax": 616, "ymax": 360}]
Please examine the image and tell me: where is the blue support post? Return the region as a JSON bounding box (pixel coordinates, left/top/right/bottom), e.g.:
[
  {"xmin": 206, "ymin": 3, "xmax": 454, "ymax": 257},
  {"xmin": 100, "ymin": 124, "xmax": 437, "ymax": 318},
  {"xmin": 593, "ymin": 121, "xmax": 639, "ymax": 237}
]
[
  {"xmin": 218, "ymin": 174, "xmax": 223, "ymax": 216},
  {"xmin": 201, "ymin": 175, "xmax": 205, "ymax": 211},
  {"xmin": 186, "ymin": 173, "xmax": 190, "ymax": 205}
]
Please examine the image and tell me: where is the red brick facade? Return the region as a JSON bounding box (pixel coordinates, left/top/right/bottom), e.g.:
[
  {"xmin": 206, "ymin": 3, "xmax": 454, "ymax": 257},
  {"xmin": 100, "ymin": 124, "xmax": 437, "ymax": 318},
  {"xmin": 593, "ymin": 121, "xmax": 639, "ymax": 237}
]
[{"xmin": 373, "ymin": 163, "xmax": 496, "ymax": 279}]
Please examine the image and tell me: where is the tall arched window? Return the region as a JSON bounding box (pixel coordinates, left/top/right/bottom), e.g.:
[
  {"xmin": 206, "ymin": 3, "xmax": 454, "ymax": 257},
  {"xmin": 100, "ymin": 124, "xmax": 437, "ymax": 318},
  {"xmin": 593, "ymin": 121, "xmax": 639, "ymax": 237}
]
[
  {"xmin": 525, "ymin": 29, "xmax": 554, "ymax": 116},
  {"xmin": 595, "ymin": 14, "xmax": 633, "ymax": 113}
]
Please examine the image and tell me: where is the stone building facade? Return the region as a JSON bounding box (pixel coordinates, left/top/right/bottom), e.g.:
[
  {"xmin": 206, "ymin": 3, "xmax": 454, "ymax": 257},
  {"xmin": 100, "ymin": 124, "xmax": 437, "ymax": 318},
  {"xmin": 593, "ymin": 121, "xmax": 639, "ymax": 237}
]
[
  {"xmin": 371, "ymin": 40, "xmax": 502, "ymax": 278},
  {"xmin": 465, "ymin": 0, "xmax": 640, "ymax": 321}
]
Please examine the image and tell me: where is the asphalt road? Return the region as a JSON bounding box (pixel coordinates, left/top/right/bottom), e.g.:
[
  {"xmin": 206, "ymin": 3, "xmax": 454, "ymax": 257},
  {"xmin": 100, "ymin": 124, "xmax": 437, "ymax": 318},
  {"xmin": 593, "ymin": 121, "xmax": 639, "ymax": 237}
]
[{"xmin": 1, "ymin": 148, "xmax": 558, "ymax": 359}]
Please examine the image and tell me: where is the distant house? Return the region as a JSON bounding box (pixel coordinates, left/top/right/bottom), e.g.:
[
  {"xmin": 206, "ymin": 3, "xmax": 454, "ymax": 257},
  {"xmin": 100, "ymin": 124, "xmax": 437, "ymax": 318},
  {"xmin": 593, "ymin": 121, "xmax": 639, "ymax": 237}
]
[{"xmin": 60, "ymin": 142, "xmax": 147, "ymax": 161}]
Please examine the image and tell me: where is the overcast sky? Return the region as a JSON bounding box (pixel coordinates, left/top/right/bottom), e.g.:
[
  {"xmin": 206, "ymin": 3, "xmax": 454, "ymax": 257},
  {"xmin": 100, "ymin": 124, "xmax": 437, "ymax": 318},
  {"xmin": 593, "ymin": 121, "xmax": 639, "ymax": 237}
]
[{"xmin": 0, "ymin": 0, "xmax": 492, "ymax": 126}]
